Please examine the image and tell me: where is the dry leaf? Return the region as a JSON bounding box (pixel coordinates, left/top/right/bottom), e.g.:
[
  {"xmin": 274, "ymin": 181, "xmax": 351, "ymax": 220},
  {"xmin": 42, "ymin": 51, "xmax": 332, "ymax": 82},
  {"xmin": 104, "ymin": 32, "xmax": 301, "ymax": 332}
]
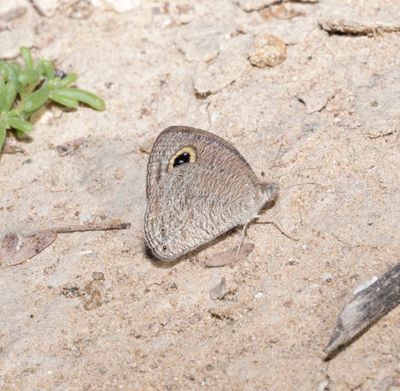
[
  {"xmin": 0, "ymin": 233, "xmax": 18, "ymax": 263},
  {"xmin": 3, "ymin": 232, "xmax": 57, "ymax": 267},
  {"xmin": 205, "ymin": 242, "xmax": 255, "ymax": 267}
]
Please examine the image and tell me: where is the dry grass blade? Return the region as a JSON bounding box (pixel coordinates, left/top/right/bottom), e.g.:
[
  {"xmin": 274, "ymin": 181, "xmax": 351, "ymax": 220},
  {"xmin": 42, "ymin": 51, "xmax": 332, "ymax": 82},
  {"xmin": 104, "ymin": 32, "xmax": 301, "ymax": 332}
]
[{"xmin": 319, "ymin": 20, "xmax": 400, "ymax": 36}]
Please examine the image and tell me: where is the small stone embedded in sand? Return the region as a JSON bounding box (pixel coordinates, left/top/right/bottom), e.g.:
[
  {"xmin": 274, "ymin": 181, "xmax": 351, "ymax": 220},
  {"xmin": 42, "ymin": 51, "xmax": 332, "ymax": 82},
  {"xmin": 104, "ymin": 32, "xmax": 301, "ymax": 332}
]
[
  {"xmin": 322, "ymin": 272, "xmax": 333, "ymax": 282},
  {"xmin": 317, "ymin": 378, "xmax": 330, "ymax": 391},
  {"xmin": 254, "ymin": 292, "xmax": 264, "ymax": 299},
  {"xmin": 79, "ymin": 211, "xmax": 93, "ymax": 224},
  {"xmin": 249, "ymin": 34, "xmax": 287, "ymax": 68},
  {"xmin": 92, "ymin": 271, "xmax": 105, "ymax": 281},
  {"xmin": 114, "ymin": 167, "xmax": 126, "ymax": 180},
  {"xmin": 56, "ymin": 137, "xmax": 87, "ymax": 156},
  {"xmin": 83, "ymin": 272, "xmax": 106, "ymax": 310},
  {"xmin": 261, "ymin": 4, "xmax": 305, "ymax": 21},
  {"xmin": 210, "ymin": 277, "xmax": 229, "ymax": 300},
  {"xmin": 139, "ymin": 138, "xmax": 155, "ymax": 154},
  {"xmin": 66, "ymin": 0, "xmax": 93, "ymax": 19},
  {"xmin": 62, "ymin": 283, "xmax": 83, "ymax": 298}
]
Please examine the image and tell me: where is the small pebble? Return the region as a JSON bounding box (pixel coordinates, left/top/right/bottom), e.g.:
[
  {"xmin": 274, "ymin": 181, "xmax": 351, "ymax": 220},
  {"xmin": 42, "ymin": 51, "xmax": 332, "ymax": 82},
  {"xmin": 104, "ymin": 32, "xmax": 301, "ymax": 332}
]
[
  {"xmin": 254, "ymin": 292, "xmax": 264, "ymax": 299},
  {"xmin": 79, "ymin": 250, "xmax": 93, "ymax": 255},
  {"xmin": 139, "ymin": 138, "xmax": 154, "ymax": 154},
  {"xmin": 210, "ymin": 277, "xmax": 229, "ymax": 300},
  {"xmin": 83, "ymin": 290, "xmax": 102, "ymax": 311},
  {"xmin": 79, "ymin": 211, "xmax": 92, "ymax": 223},
  {"xmin": 317, "ymin": 378, "xmax": 330, "ymax": 391},
  {"xmin": 114, "ymin": 168, "xmax": 125, "ymax": 179},
  {"xmin": 92, "ymin": 271, "xmax": 104, "ymax": 281},
  {"xmin": 62, "ymin": 283, "xmax": 82, "ymax": 298},
  {"xmin": 249, "ymin": 34, "xmax": 287, "ymax": 68},
  {"xmin": 323, "ymin": 272, "xmax": 333, "ymax": 282}
]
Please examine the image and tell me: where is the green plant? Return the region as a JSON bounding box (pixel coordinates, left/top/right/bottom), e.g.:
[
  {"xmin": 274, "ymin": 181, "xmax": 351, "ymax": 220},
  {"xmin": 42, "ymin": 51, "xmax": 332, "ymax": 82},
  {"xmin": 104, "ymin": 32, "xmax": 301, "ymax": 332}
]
[{"xmin": 0, "ymin": 47, "xmax": 105, "ymax": 150}]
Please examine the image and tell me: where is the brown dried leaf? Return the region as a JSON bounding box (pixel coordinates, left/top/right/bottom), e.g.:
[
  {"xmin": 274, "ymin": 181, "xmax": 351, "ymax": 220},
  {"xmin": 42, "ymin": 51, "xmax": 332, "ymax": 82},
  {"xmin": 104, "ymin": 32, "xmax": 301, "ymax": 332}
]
[
  {"xmin": 3, "ymin": 232, "xmax": 57, "ymax": 267},
  {"xmin": 205, "ymin": 242, "xmax": 255, "ymax": 267},
  {"xmin": 0, "ymin": 233, "xmax": 18, "ymax": 263}
]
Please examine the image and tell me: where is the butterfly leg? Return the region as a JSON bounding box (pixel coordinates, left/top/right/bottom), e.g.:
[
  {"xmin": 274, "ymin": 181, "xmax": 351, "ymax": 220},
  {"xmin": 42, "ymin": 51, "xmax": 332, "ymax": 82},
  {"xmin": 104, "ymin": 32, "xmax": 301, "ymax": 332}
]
[{"xmin": 236, "ymin": 223, "xmax": 248, "ymax": 256}]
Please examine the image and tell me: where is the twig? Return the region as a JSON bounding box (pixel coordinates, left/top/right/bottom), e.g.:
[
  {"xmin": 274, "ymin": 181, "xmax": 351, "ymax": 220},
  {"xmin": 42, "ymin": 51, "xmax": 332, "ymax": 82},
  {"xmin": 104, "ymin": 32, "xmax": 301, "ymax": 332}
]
[
  {"xmin": 324, "ymin": 263, "xmax": 400, "ymax": 358},
  {"xmin": 25, "ymin": 220, "xmax": 131, "ymax": 237},
  {"xmin": 319, "ymin": 20, "xmax": 400, "ymax": 36},
  {"xmin": 1, "ymin": 220, "xmax": 131, "ymax": 267}
]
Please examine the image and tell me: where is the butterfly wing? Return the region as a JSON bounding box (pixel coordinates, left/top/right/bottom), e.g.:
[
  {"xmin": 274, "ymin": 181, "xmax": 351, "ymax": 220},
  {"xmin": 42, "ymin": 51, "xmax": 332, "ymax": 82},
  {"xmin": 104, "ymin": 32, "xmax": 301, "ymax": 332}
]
[
  {"xmin": 146, "ymin": 126, "xmax": 261, "ymax": 200},
  {"xmin": 144, "ymin": 162, "xmax": 263, "ymax": 260}
]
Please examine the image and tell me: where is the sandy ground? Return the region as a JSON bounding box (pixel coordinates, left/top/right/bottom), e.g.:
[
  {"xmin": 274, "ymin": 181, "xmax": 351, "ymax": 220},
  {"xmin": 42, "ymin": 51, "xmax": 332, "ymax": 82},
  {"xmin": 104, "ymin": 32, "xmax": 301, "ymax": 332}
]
[{"xmin": 1, "ymin": 0, "xmax": 400, "ymax": 390}]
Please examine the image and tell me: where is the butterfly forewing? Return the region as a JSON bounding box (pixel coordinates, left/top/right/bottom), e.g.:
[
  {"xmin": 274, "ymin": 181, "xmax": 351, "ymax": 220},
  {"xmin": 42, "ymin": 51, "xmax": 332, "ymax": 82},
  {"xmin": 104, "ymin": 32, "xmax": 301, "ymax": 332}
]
[{"xmin": 146, "ymin": 126, "xmax": 260, "ymax": 200}]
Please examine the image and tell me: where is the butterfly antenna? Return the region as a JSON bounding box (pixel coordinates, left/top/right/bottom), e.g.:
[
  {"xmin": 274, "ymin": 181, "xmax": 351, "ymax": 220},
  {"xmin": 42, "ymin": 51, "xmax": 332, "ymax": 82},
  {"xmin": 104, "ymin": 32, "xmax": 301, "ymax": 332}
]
[{"xmin": 263, "ymin": 143, "xmax": 283, "ymax": 185}]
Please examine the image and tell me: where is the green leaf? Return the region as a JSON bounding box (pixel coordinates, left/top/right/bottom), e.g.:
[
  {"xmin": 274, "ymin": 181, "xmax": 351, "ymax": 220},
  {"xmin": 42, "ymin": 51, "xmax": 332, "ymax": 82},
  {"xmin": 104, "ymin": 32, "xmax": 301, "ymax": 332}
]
[
  {"xmin": 0, "ymin": 81, "xmax": 17, "ymax": 112},
  {"xmin": 59, "ymin": 73, "xmax": 78, "ymax": 87},
  {"xmin": 0, "ymin": 124, "xmax": 6, "ymax": 150},
  {"xmin": 10, "ymin": 62, "xmax": 21, "ymax": 73},
  {"xmin": 54, "ymin": 87, "xmax": 105, "ymax": 111},
  {"xmin": 49, "ymin": 90, "xmax": 79, "ymax": 109},
  {"xmin": 0, "ymin": 62, "xmax": 18, "ymax": 81},
  {"xmin": 23, "ymin": 87, "xmax": 49, "ymax": 113},
  {"xmin": 15, "ymin": 130, "xmax": 27, "ymax": 139},
  {"xmin": 43, "ymin": 60, "xmax": 55, "ymax": 79},
  {"xmin": 0, "ymin": 79, "xmax": 5, "ymax": 108},
  {"xmin": 18, "ymin": 70, "xmax": 37, "ymax": 86},
  {"xmin": 35, "ymin": 59, "xmax": 45, "ymax": 77},
  {"xmin": 21, "ymin": 47, "xmax": 34, "ymax": 70},
  {"xmin": 8, "ymin": 116, "xmax": 33, "ymax": 133}
]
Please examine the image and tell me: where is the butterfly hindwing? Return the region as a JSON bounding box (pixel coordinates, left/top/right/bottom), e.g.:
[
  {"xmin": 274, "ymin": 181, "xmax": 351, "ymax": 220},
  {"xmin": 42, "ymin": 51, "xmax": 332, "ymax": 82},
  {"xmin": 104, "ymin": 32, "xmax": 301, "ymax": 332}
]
[{"xmin": 145, "ymin": 162, "xmax": 261, "ymax": 260}]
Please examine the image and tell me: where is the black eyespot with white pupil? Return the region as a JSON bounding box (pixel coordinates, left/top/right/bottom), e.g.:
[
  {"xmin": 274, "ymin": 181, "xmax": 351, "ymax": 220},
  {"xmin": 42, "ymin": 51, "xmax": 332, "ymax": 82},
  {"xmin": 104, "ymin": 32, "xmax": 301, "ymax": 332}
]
[
  {"xmin": 162, "ymin": 245, "xmax": 167, "ymax": 252},
  {"xmin": 173, "ymin": 152, "xmax": 190, "ymax": 167}
]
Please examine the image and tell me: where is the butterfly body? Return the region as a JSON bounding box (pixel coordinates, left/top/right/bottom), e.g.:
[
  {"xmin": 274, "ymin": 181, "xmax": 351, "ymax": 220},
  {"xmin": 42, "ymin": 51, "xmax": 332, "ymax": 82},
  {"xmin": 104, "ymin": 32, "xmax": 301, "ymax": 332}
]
[{"xmin": 144, "ymin": 126, "xmax": 277, "ymax": 261}]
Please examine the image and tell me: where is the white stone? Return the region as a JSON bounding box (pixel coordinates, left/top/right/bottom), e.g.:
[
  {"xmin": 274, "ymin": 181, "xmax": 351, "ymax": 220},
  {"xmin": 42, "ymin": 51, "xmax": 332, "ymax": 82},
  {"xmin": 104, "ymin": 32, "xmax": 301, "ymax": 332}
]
[{"xmin": 254, "ymin": 292, "xmax": 264, "ymax": 299}]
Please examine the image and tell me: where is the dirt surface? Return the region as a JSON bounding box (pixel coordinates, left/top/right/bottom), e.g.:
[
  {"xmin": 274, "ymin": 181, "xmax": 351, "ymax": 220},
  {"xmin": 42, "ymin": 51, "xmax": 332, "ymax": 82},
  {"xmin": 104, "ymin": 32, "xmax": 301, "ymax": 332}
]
[{"xmin": 1, "ymin": 1, "xmax": 400, "ymax": 390}]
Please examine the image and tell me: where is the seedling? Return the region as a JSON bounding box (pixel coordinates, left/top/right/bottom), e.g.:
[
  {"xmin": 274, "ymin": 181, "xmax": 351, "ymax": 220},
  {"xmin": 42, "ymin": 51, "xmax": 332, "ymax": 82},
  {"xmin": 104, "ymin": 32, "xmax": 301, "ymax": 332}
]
[{"xmin": 0, "ymin": 47, "xmax": 105, "ymax": 150}]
